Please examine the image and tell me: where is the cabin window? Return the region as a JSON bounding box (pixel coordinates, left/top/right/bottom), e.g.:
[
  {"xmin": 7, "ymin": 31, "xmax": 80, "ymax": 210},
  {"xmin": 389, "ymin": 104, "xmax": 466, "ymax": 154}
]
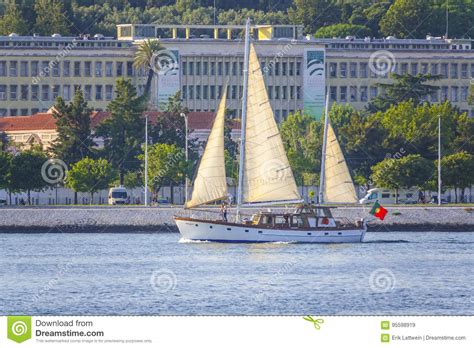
[
  {"xmin": 291, "ymin": 217, "xmax": 304, "ymax": 227},
  {"xmin": 261, "ymin": 216, "xmax": 273, "ymax": 225},
  {"xmin": 275, "ymin": 216, "xmax": 287, "ymax": 226}
]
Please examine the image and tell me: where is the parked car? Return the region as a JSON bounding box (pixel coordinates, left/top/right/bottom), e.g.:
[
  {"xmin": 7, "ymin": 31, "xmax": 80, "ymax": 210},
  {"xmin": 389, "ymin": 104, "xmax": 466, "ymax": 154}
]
[{"xmin": 429, "ymin": 196, "xmax": 448, "ymax": 204}]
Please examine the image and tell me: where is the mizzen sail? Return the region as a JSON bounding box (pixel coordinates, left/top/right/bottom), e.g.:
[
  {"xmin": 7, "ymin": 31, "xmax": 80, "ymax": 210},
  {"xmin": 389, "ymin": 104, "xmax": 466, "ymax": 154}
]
[
  {"xmin": 241, "ymin": 44, "xmax": 301, "ymax": 204},
  {"xmin": 185, "ymin": 86, "xmax": 228, "ymax": 208},
  {"xmin": 323, "ymin": 122, "xmax": 358, "ymax": 203}
]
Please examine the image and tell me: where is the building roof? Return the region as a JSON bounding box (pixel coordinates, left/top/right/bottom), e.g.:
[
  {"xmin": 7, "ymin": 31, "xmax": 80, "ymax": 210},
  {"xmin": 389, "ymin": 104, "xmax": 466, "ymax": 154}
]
[{"xmin": 0, "ymin": 111, "xmax": 240, "ymax": 133}]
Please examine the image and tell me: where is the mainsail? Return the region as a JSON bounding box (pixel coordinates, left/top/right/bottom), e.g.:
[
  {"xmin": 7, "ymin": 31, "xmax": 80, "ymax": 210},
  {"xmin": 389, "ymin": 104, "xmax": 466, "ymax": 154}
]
[
  {"xmin": 185, "ymin": 86, "xmax": 228, "ymax": 208},
  {"xmin": 241, "ymin": 44, "xmax": 301, "ymax": 204},
  {"xmin": 323, "ymin": 121, "xmax": 358, "ymax": 203}
]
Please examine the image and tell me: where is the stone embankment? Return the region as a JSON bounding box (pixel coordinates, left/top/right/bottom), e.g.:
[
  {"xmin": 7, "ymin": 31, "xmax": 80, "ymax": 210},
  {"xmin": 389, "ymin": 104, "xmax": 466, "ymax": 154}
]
[{"xmin": 0, "ymin": 206, "xmax": 473, "ymax": 232}]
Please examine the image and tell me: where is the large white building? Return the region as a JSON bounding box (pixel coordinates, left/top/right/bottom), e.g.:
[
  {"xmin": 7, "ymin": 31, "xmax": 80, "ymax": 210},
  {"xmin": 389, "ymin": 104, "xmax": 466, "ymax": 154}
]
[{"xmin": 0, "ymin": 23, "xmax": 473, "ymax": 120}]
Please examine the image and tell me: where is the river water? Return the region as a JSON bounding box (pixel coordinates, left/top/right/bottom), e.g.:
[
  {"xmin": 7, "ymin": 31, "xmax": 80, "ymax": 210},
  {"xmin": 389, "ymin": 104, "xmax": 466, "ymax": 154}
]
[{"xmin": 0, "ymin": 231, "xmax": 472, "ymax": 315}]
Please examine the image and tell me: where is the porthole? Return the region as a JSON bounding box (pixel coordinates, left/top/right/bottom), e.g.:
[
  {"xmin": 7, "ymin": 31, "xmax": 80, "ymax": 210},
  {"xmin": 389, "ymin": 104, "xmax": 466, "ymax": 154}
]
[
  {"xmin": 324, "ymin": 232, "xmax": 329, "ymax": 235},
  {"xmin": 209, "ymin": 226, "xmax": 213, "ymax": 229},
  {"xmin": 258, "ymin": 231, "xmax": 262, "ymax": 234},
  {"xmin": 245, "ymin": 229, "xmax": 249, "ymax": 232},
  {"xmin": 195, "ymin": 224, "xmax": 198, "ymax": 227},
  {"xmin": 307, "ymin": 233, "xmax": 311, "ymax": 236},
  {"xmin": 338, "ymin": 232, "xmax": 342, "ymax": 235},
  {"xmin": 227, "ymin": 228, "xmax": 231, "ymax": 231}
]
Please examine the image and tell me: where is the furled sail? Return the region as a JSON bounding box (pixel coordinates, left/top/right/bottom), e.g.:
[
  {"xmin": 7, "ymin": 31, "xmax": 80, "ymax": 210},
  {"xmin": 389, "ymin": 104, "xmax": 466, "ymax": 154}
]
[
  {"xmin": 185, "ymin": 86, "xmax": 228, "ymax": 208},
  {"xmin": 323, "ymin": 122, "xmax": 358, "ymax": 203},
  {"xmin": 241, "ymin": 44, "xmax": 301, "ymax": 204}
]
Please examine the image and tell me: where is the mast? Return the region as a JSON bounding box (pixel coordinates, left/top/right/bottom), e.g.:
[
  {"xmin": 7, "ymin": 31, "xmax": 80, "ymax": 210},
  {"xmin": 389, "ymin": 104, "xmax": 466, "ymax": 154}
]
[
  {"xmin": 236, "ymin": 18, "xmax": 251, "ymax": 221},
  {"xmin": 438, "ymin": 113, "xmax": 442, "ymax": 206},
  {"xmin": 318, "ymin": 93, "xmax": 330, "ymax": 205}
]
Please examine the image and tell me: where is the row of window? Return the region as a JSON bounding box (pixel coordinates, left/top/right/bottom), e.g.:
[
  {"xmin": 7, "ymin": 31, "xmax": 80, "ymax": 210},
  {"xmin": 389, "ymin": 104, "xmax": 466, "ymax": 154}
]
[
  {"xmin": 182, "ymin": 60, "xmax": 302, "ymax": 77},
  {"xmin": 181, "ymin": 84, "xmax": 302, "ymax": 101},
  {"xmin": 0, "ymin": 61, "xmax": 134, "ymax": 78},
  {"xmin": 0, "ymin": 84, "xmax": 114, "ymax": 102},
  {"xmin": 328, "ymin": 62, "xmax": 474, "ymax": 79},
  {"xmin": 328, "ymin": 85, "xmax": 471, "ymax": 103}
]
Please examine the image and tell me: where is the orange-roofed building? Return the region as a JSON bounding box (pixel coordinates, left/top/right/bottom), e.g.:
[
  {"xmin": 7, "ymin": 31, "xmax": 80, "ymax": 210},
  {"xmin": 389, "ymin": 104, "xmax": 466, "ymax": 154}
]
[{"xmin": 0, "ymin": 110, "xmax": 240, "ymax": 151}]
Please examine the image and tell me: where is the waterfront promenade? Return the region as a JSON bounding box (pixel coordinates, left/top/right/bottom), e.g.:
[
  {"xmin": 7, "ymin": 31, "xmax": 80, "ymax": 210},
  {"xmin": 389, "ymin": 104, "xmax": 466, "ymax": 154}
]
[{"xmin": 0, "ymin": 206, "xmax": 473, "ymax": 232}]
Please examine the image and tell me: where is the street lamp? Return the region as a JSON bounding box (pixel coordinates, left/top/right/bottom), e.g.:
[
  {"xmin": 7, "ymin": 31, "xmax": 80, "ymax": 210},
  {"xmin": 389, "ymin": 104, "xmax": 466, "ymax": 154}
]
[
  {"xmin": 180, "ymin": 112, "xmax": 189, "ymax": 204},
  {"xmin": 144, "ymin": 114, "xmax": 149, "ymax": 207},
  {"xmin": 438, "ymin": 113, "xmax": 442, "ymax": 206}
]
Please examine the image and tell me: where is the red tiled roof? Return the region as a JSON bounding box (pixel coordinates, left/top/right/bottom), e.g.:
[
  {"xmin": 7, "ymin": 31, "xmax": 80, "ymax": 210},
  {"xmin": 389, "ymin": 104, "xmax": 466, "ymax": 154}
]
[
  {"xmin": 0, "ymin": 113, "xmax": 57, "ymax": 132},
  {"xmin": 0, "ymin": 111, "xmax": 241, "ymax": 132}
]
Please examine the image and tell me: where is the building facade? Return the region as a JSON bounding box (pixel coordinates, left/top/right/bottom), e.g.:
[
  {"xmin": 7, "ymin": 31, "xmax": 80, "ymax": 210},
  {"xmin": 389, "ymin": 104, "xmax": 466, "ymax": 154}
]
[{"xmin": 0, "ymin": 24, "xmax": 473, "ymax": 119}]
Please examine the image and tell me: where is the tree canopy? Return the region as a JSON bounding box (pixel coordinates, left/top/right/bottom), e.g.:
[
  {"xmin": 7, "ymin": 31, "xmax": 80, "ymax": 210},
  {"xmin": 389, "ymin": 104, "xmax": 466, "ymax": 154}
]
[{"xmin": 1, "ymin": 1, "xmax": 472, "ymax": 39}]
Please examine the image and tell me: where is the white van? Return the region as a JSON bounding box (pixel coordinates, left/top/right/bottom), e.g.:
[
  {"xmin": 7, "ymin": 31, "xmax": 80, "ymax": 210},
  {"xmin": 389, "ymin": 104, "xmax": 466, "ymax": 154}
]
[
  {"xmin": 359, "ymin": 188, "xmax": 418, "ymax": 205},
  {"xmin": 108, "ymin": 187, "xmax": 129, "ymax": 205}
]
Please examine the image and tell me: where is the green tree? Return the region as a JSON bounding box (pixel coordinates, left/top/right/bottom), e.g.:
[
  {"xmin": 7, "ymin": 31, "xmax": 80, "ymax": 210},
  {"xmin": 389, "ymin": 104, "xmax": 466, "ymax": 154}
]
[
  {"xmin": 0, "ymin": 131, "xmax": 9, "ymax": 151},
  {"xmin": 380, "ymin": 0, "xmax": 438, "ymax": 38},
  {"xmin": 10, "ymin": 150, "xmax": 49, "ymax": 204},
  {"xmin": 149, "ymin": 92, "xmax": 189, "ymax": 147},
  {"xmin": 329, "ymin": 104, "xmax": 389, "ymax": 186},
  {"xmin": 50, "ymin": 89, "xmax": 95, "ymax": 165},
  {"xmin": 34, "ymin": 0, "xmax": 70, "ymax": 35},
  {"xmin": 288, "ymin": 0, "xmax": 341, "ymax": 33},
  {"xmin": 362, "ymin": 1, "xmax": 392, "ymax": 37},
  {"xmin": 96, "ymin": 79, "xmax": 145, "ymax": 185},
  {"xmin": 280, "ymin": 111, "xmax": 323, "ymax": 185},
  {"xmin": 314, "ymin": 23, "xmax": 371, "ymax": 38},
  {"xmin": 133, "ymin": 39, "xmax": 166, "ymax": 99},
  {"xmin": 0, "ymin": 2, "xmax": 28, "ymax": 35},
  {"xmin": 451, "ymin": 113, "xmax": 474, "ymax": 155},
  {"xmin": 437, "ymin": 152, "xmax": 474, "ymax": 203},
  {"xmin": 374, "ymin": 101, "xmax": 460, "ymax": 160},
  {"xmin": 0, "ymin": 151, "xmax": 12, "ymax": 191},
  {"xmin": 138, "ymin": 143, "xmax": 185, "ymax": 203},
  {"xmin": 367, "ymin": 73, "xmax": 441, "ymax": 112},
  {"xmin": 371, "ymin": 154, "xmax": 433, "ymax": 203},
  {"xmin": 65, "ymin": 157, "xmax": 117, "ymax": 203}
]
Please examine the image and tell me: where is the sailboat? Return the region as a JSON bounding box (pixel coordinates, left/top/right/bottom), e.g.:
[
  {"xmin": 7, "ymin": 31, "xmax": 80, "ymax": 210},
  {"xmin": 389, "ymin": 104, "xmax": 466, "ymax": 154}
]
[{"xmin": 174, "ymin": 19, "xmax": 367, "ymax": 243}]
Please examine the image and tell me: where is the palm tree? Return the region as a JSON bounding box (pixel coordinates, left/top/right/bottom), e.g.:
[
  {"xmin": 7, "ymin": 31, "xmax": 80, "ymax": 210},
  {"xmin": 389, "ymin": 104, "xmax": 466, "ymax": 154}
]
[{"xmin": 133, "ymin": 39, "xmax": 166, "ymax": 99}]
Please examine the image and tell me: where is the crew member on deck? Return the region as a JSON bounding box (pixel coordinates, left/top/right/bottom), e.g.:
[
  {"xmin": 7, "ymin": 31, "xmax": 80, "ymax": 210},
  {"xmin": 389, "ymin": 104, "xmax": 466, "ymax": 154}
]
[{"xmin": 221, "ymin": 203, "xmax": 228, "ymax": 222}]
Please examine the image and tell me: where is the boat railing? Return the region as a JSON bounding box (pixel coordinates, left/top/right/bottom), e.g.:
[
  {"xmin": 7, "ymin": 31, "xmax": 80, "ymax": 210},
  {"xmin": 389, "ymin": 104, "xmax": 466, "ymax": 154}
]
[
  {"xmin": 175, "ymin": 207, "xmax": 254, "ymax": 222},
  {"xmin": 332, "ymin": 216, "xmax": 363, "ymax": 228}
]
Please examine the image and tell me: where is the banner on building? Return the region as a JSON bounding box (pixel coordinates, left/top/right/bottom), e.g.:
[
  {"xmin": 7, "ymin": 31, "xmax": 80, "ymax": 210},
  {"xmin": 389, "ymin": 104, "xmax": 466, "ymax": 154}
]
[
  {"xmin": 303, "ymin": 48, "xmax": 326, "ymax": 120},
  {"xmin": 156, "ymin": 49, "xmax": 180, "ymax": 111}
]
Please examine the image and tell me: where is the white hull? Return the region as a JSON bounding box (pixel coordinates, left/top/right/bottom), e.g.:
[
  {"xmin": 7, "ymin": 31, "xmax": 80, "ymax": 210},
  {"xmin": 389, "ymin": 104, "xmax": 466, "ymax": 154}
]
[{"xmin": 175, "ymin": 218, "xmax": 366, "ymax": 243}]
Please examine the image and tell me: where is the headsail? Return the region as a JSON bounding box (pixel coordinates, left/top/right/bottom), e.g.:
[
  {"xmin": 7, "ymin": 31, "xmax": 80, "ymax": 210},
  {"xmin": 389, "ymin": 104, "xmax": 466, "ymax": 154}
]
[
  {"xmin": 241, "ymin": 44, "xmax": 301, "ymax": 204},
  {"xmin": 185, "ymin": 86, "xmax": 228, "ymax": 208},
  {"xmin": 323, "ymin": 121, "xmax": 358, "ymax": 203}
]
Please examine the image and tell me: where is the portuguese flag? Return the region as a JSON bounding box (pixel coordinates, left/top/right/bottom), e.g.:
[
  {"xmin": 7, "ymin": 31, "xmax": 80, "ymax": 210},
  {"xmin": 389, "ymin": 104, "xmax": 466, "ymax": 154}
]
[{"xmin": 370, "ymin": 201, "xmax": 388, "ymax": 220}]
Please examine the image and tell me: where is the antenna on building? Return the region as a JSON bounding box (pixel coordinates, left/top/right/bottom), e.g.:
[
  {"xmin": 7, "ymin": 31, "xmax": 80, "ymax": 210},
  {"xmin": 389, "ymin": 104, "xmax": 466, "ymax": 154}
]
[
  {"xmin": 445, "ymin": 0, "xmax": 449, "ymax": 38},
  {"xmin": 214, "ymin": 0, "xmax": 216, "ymax": 25}
]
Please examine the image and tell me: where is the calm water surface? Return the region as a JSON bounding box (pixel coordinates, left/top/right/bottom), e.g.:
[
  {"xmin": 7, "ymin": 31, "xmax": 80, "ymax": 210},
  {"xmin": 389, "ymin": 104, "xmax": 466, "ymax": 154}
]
[{"xmin": 0, "ymin": 232, "xmax": 473, "ymax": 315}]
